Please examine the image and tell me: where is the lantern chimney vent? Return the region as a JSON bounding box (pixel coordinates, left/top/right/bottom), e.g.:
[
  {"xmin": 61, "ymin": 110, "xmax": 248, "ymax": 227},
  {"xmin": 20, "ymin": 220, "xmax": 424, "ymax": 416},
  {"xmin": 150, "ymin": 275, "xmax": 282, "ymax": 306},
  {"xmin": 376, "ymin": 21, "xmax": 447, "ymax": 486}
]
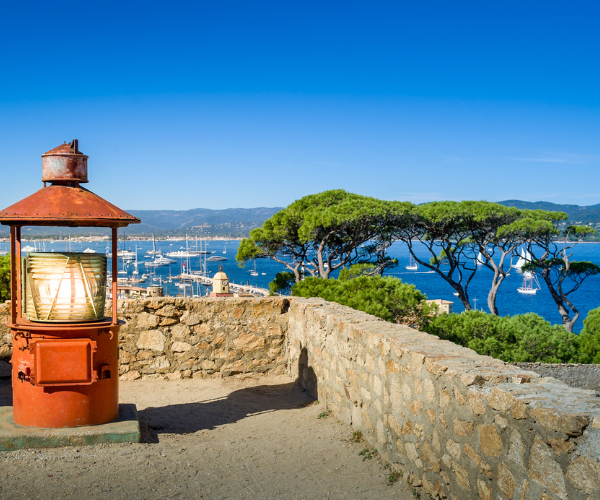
[{"xmin": 41, "ymin": 139, "xmax": 88, "ymax": 185}]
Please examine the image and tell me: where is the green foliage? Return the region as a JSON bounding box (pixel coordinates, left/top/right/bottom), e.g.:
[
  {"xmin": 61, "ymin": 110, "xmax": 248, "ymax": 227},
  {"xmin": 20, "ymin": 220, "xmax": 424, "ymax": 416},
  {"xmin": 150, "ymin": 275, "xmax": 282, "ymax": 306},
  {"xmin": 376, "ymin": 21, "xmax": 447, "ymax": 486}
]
[
  {"xmin": 350, "ymin": 430, "xmax": 364, "ymax": 443},
  {"xmin": 424, "ymin": 310, "xmax": 586, "ymax": 363},
  {"xmin": 0, "ymin": 256, "xmax": 10, "ymax": 302},
  {"xmin": 359, "ymin": 447, "xmax": 379, "ymax": 461},
  {"xmin": 237, "ymin": 190, "xmax": 411, "ymax": 279},
  {"xmin": 268, "ymin": 271, "xmax": 297, "ymax": 295},
  {"xmin": 579, "ymin": 307, "xmax": 600, "ymax": 363},
  {"xmin": 388, "ymin": 470, "xmax": 402, "ymax": 484},
  {"xmin": 292, "ymin": 275, "xmax": 433, "ymax": 329},
  {"xmin": 236, "ymin": 237, "xmax": 261, "ymax": 265},
  {"xmin": 338, "ymin": 263, "xmax": 379, "ymax": 281}
]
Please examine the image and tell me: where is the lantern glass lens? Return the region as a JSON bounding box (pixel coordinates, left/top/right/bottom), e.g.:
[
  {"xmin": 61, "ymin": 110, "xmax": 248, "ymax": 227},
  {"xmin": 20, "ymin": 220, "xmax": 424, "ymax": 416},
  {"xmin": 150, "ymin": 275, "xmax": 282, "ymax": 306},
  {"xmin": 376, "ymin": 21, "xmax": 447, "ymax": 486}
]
[{"xmin": 25, "ymin": 253, "xmax": 106, "ymax": 322}]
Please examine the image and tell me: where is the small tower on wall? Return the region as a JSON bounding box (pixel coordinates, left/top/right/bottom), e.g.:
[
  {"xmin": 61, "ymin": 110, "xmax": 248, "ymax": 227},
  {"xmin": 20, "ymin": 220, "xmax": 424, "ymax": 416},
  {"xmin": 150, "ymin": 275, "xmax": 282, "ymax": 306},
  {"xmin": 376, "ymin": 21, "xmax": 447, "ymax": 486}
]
[{"xmin": 210, "ymin": 265, "xmax": 234, "ymax": 297}]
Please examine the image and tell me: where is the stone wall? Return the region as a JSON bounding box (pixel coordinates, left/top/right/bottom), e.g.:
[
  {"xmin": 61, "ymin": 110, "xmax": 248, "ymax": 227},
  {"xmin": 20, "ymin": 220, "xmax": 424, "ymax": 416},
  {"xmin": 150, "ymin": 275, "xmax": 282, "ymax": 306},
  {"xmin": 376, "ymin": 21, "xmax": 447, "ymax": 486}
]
[
  {"xmin": 116, "ymin": 297, "xmax": 289, "ymax": 380},
  {"xmin": 513, "ymin": 363, "xmax": 600, "ymax": 392},
  {"xmin": 0, "ymin": 298, "xmax": 290, "ymax": 381},
  {"xmin": 287, "ymin": 298, "xmax": 600, "ymax": 500}
]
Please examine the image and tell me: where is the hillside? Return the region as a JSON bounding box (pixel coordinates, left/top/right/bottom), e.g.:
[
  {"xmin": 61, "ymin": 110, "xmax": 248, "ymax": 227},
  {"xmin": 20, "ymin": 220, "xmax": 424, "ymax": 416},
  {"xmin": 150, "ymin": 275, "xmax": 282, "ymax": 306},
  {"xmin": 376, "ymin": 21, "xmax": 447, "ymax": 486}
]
[
  {"xmin": 497, "ymin": 200, "xmax": 600, "ymax": 226},
  {"xmin": 1, "ymin": 207, "xmax": 283, "ymax": 238},
  {"xmin": 4, "ymin": 200, "xmax": 600, "ymax": 239},
  {"xmin": 125, "ymin": 207, "xmax": 283, "ymax": 236}
]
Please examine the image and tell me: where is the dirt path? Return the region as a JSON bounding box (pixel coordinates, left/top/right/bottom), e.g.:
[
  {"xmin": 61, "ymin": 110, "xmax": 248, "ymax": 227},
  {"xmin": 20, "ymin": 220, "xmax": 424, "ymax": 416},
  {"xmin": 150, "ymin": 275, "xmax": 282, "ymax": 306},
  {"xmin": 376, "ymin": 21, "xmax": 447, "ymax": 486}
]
[{"xmin": 0, "ymin": 376, "xmax": 413, "ymax": 500}]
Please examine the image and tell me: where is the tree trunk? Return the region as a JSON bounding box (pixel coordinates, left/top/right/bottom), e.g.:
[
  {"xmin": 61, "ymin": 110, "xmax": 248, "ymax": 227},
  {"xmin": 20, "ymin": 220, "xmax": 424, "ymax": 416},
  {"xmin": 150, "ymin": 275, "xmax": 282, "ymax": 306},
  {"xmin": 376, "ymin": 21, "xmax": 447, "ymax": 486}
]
[
  {"xmin": 486, "ymin": 269, "xmax": 506, "ymax": 316},
  {"xmin": 487, "ymin": 284, "xmax": 499, "ymax": 316},
  {"xmin": 541, "ymin": 271, "xmax": 574, "ymax": 332},
  {"xmin": 452, "ymin": 285, "xmax": 471, "ymax": 310}
]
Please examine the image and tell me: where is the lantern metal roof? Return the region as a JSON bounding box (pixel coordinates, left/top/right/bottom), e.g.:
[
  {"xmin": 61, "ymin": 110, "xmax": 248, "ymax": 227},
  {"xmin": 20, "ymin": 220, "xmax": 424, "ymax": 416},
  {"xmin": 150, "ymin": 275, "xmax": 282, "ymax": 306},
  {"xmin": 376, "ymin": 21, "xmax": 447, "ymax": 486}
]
[{"xmin": 0, "ymin": 140, "xmax": 140, "ymax": 228}]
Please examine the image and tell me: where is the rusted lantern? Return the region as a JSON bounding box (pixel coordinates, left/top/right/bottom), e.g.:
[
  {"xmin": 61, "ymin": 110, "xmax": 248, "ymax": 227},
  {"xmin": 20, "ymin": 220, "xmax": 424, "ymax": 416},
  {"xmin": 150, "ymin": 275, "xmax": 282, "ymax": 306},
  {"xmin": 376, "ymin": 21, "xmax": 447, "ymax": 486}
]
[{"xmin": 0, "ymin": 140, "xmax": 140, "ymax": 428}]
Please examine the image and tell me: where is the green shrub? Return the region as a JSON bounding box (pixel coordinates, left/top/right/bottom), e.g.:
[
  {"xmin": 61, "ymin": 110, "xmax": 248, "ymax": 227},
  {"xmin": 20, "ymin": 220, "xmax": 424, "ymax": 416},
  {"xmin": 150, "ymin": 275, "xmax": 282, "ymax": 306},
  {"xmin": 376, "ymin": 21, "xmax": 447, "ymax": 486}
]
[
  {"xmin": 292, "ymin": 275, "xmax": 433, "ymax": 329},
  {"xmin": 424, "ymin": 311, "xmax": 584, "ymax": 363},
  {"xmin": 579, "ymin": 307, "xmax": 600, "ymax": 363},
  {"xmin": 0, "ymin": 255, "xmax": 9, "ymax": 302}
]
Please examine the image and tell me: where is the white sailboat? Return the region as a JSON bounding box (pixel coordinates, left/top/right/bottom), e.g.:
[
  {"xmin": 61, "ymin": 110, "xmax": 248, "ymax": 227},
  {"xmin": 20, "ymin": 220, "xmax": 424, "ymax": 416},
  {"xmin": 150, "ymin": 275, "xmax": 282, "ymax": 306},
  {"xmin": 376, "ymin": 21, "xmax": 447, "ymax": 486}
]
[
  {"xmin": 513, "ymin": 248, "xmax": 526, "ymax": 271},
  {"xmin": 146, "ymin": 234, "xmax": 161, "ymax": 256},
  {"xmin": 250, "ymin": 259, "xmax": 259, "ymax": 276},
  {"xmin": 167, "ymin": 234, "xmax": 198, "ymax": 258},
  {"xmin": 132, "ymin": 245, "xmax": 139, "ymax": 275},
  {"xmin": 476, "ymin": 252, "xmax": 485, "ymax": 266},
  {"xmin": 517, "ymin": 271, "xmax": 541, "ymax": 295},
  {"xmin": 406, "ymin": 255, "xmax": 418, "ymax": 270}
]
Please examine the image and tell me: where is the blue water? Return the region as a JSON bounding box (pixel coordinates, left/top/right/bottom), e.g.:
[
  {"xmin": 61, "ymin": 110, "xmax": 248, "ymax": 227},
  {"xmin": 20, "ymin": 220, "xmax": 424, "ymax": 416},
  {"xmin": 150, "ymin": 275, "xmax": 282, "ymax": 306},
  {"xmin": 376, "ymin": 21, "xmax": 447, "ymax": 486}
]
[
  {"xmin": 384, "ymin": 241, "xmax": 600, "ymax": 332},
  {"xmin": 24, "ymin": 239, "xmax": 600, "ymax": 332}
]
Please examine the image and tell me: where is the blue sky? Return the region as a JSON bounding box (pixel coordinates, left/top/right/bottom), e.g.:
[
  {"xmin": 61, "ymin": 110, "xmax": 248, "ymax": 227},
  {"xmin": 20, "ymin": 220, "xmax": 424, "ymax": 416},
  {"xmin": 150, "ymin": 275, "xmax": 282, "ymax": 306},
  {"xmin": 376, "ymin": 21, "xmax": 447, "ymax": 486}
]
[{"xmin": 1, "ymin": 1, "xmax": 599, "ymax": 210}]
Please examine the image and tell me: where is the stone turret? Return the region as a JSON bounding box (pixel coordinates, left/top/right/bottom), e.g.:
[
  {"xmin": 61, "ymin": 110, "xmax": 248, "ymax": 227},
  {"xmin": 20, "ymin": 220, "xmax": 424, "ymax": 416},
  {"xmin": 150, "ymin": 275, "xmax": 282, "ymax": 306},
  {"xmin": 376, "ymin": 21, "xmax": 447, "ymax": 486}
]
[{"xmin": 210, "ymin": 265, "xmax": 233, "ymax": 297}]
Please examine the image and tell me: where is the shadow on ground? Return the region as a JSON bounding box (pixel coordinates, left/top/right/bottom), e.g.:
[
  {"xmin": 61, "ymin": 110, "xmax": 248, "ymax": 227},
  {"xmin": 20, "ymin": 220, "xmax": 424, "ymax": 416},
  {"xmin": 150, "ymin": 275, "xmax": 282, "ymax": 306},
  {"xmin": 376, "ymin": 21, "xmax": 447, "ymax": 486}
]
[
  {"xmin": 138, "ymin": 381, "xmax": 315, "ymax": 442},
  {"xmin": 0, "ymin": 345, "xmax": 320, "ymax": 446},
  {"xmin": 0, "ymin": 379, "xmax": 11, "ymax": 407}
]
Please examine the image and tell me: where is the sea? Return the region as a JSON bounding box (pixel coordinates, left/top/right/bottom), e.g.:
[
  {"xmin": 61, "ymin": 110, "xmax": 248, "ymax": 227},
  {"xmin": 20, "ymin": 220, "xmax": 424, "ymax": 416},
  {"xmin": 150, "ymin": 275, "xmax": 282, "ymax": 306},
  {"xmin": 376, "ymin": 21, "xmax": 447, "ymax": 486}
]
[{"xmin": 18, "ymin": 239, "xmax": 600, "ymax": 333}]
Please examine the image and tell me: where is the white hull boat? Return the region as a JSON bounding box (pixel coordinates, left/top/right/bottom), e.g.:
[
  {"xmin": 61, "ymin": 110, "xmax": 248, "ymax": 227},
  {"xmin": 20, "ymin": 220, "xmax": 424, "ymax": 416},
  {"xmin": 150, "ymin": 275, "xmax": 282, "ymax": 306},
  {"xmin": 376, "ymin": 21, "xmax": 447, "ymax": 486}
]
[
  {"xmin": 517, "ymin": 271, "xmax": 541, "ymax": 295},
  {"xmin": 406, "ymin": 255, "xmax": 418, "ymax": 270}
]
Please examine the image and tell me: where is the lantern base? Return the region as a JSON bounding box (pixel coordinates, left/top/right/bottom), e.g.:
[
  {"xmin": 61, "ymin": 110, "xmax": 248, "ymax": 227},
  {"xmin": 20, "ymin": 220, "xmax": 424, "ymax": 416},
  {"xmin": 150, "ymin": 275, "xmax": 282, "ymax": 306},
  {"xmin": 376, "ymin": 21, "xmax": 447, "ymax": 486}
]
[
  {"xmin": 8, "ymin": 319, "xmax": 121, "ymax": 428},
  {"xmin": 0, "ymin": 404, "xmax": 140, "ymax": 451}
]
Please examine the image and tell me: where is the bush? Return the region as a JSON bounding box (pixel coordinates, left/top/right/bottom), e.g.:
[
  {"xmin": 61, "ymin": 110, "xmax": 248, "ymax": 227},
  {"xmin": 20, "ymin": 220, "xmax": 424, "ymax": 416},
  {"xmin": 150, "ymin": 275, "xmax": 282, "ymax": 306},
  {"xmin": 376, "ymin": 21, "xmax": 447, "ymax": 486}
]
[
  {"xmin": 269, "ymin": 271, "xmax": 297, "ymax": 295},
  {"xmin": 424, "ymin": 311, "xmax": 585, "ymax": 363},
  {"xmin": 579, "ymin": 307, "xmax": 600, "ymax": 363},
  {"xmin": 0, "ymin": 255, "xmax": 9, "ymax": 302},
  {"xmin": 292, "ymin": 274, "xmax": 433, "ymax": 329}
]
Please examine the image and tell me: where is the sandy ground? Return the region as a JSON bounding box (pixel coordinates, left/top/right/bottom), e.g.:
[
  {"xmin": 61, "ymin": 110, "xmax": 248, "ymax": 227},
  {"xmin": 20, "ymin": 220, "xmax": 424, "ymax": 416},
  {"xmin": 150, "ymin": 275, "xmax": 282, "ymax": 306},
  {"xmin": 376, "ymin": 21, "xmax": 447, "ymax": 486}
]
[{"xmin": 0, "ymin": 375, "xmax": 413, "ymax": 500}]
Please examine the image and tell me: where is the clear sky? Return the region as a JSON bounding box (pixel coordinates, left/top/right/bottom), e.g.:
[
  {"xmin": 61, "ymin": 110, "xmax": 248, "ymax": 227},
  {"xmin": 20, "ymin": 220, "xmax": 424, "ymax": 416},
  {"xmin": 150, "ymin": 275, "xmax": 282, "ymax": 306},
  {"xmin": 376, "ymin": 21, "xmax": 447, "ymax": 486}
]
[{"xmin": 1, "ymin": 1, "xmax": 599, "ymax": 210}]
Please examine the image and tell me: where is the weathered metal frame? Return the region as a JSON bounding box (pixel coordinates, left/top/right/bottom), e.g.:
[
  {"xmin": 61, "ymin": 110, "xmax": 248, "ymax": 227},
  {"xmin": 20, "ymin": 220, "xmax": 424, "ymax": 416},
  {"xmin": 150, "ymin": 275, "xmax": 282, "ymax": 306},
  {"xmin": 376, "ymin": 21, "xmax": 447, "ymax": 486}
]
[{"xmin": 7, "ymin": 225, "xmax": 121, "ymax": 327}]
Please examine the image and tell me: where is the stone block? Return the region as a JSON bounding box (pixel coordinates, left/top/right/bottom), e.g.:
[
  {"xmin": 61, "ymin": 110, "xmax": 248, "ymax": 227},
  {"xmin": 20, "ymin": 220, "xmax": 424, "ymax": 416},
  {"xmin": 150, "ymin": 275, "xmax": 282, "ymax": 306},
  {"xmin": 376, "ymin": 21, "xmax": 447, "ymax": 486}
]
[
  {"xmin": 446, "ymin": 439, "xmax": 461, "ymax": 459},
  {"xmin": 529, "ymin": 435, "xmax": 567, "ymax": 499},
  {"xmin": 454, "ymin": 419, "xmax": 474, "ymax": 437},
  {"xmin": 566, "ymin": 456, "xmax": 600, "ymax": 494},
  {"xmin": 171, "ymin": 341, "xmax": 192, "ymax": 352},
  {"xmin": 135, "ymin": 312, "xmax": 159, "ymax": 329},
  {"xmin": 180, "ymin": 311, "xmax": 201, "ymax": 326},
  {"xmin": 451, "ymin": 461, "xmax": 470, "ymax": 490},
  {"xmin": 136, "ymin": 330, "xmax": 166, "ymax": 351},
  {"xmin": 479, "ymin": 424, "xmax": 502, "ymax": 457},
  {"xmin": 498, "ymin": 463, "xmax": 516, "ymax": 499},
  {"xmin": 529, "ymin": 407, "xmax": 591, "ymax": 437}
]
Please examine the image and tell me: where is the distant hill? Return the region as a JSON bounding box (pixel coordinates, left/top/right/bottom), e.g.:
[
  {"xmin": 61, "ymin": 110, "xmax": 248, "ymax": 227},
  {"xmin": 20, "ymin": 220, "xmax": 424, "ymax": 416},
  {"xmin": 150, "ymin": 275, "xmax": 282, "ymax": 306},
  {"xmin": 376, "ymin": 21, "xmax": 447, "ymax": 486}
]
[
  {"xmin": 0, "ymin": 207, "xmax": 283, "ymax": 238},
  {"xmin": 497, "ymin": 200, "xmax": 600, "ymax": 226},
  {"xmin": 4, "ymin": 200, "xmax": 600, "ymax": 239},
  {"xmin": 126, "ymin": 207, "xmax": 283, "ymax": 236}
]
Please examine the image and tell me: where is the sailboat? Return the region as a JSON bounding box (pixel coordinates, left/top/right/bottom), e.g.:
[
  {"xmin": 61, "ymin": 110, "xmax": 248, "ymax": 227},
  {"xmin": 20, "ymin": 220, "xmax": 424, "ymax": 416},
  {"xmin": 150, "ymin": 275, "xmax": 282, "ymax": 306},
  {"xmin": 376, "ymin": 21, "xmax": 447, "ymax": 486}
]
[
  {"xmin": 146, "ymin": 234, "xmax": 161, "ymax": 256},
  {"xmin": 250, "ymin": 259, "xmax": 259, "ymax": 277},
  {"xmin": 129, "ymin": 250, "xmax": 146, "ymax": 284},
  {"xmin": 513, "ymin": 248, "xmax": 526, "ymax": 271},
  {"xmin": 167, "ymin": 234, "xmax": 198, "ymax": 258},
  {"xmin": 517, "ymin": 271, "xmax": 541, "ymax": 295},
  {"xmin": 406, "ymin": 255, "xmax": 418, "ymax": 271},
  {"xmin": 223, "ymin": 245, "xmax": 227, "ymax": 255},
  {"xmin": 132, "ymin": 245, "xmax": 139, "ymax": 275},
  {"xmin": 476, "ymin": 252, "xmax": 485, "ymax": 266}
]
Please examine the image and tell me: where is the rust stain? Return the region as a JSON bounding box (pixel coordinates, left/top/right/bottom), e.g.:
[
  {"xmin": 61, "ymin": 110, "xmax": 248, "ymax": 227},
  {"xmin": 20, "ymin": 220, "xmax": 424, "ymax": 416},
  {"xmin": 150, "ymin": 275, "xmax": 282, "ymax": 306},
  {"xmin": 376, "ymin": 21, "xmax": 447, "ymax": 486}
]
[
  {"xmin": 0, "ymin": 185, "xmax": 140, "ymax": 227},
  {"xmin": 41, "ymin": 139, "xmax": 89, "ymax": 184}
]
